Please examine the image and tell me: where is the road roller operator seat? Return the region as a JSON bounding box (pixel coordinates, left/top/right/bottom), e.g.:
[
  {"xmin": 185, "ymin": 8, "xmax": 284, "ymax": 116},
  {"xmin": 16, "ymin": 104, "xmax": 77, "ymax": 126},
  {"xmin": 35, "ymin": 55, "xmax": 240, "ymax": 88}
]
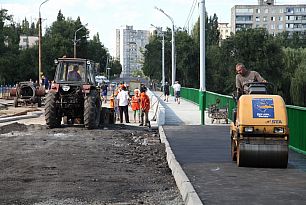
[{"xmin": 232, "ymin": 82, "xmax": 273, "ymax": 124}]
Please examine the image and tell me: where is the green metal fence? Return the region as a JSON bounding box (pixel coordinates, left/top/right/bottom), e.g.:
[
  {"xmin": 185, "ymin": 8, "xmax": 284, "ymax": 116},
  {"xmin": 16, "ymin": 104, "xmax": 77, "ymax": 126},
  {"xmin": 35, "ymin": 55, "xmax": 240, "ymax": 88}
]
[
  {"xmin": 287, "ymin": 105, "xmax": 306, "ymax": 155},
  {"xmin": 180, "ymin": 87, "xmax": 200, "ymax": 104},
  {"xmin": 179, "ymin": 87, "xmax": 306, "ymax": 154},
  {"xmin": 205, "ymin": 91, "xmax": 236, "ymax": 120}
]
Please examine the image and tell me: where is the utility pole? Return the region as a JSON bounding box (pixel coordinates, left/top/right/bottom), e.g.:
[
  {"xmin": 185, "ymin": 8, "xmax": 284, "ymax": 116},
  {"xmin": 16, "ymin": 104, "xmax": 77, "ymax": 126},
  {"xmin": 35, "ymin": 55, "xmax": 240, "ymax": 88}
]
[
  {"xmin": 155, "ymin": 6, "xmax": 176, "ymax": 86},
  {"xmin": 38, "ymin": 0, "xmax": 50, "ymax": 86},
  {"xmin": 73, "ymin": 24, "xmax": 87, "ymax": 58},
  {"xmin": 199, "ymin": 0, "xmax": 206, "ymax": 125}
]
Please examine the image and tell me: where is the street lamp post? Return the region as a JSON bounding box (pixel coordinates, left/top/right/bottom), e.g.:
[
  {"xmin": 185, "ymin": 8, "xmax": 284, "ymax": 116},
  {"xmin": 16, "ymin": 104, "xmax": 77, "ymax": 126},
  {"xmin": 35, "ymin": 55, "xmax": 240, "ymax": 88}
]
[
  {"xmin": 151, "ymin": 24, "xmax": 165, "ymax": 89},
  {"xmin": 154, "ymin": 6, "xmax": 176, "ymax": 86},
  {"xmin": 38, "ymin": 0, "xmax": 50, "ymax": 86},
  {"xmin": 73, "ymin": 24, "xmax": 87, "ymax": 58},
  {"xmin": 106, "ymin": 67, "xmax": 111, "ymax": 80}
]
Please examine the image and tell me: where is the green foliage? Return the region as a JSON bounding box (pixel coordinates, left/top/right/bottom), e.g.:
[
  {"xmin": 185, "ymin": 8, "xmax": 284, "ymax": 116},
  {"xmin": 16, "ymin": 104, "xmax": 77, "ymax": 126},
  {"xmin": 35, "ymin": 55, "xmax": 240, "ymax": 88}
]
[
  {"xmin": 0, "ymin": 9, "xmax": 113, "ymax": 85},
  {"xmin": 131, "ymin": 69, "xmax": 144, "ymax": 78},
  {"xmin": 175, "ymin": 30, "xmax": 199, "ymax": 87},
  {"xmin": 220, "ymin": 28, "xmax": 284, "ymax": 93},
  {"xmin": 275, "ymin": 31, "xmax": 306, "ymax": 49},
  {"xmin": 109, "ymin": 59, "xmax": 122, "ymax": 77}
]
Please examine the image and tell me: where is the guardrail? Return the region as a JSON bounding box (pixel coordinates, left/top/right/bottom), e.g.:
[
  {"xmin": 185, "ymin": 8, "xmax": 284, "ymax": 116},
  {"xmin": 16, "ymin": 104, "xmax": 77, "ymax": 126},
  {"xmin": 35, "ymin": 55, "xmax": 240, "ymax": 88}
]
[{"xmin": 178, "ymin": 87, "xmax": 306, "ymax": 154}]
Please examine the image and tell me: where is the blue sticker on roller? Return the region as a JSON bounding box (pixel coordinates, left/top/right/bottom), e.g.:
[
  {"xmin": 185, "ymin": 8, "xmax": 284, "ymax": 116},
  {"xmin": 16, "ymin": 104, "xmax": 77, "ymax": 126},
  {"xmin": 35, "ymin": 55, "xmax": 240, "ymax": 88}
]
[{"xmin": 252, "ymin": 98, "xmax": 274, "ymax": 118}]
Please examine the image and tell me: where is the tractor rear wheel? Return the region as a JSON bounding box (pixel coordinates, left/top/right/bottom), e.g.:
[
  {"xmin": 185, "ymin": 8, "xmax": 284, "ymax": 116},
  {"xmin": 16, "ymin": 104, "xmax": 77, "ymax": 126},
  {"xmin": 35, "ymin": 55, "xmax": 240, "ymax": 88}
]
[
  {"xmin": 45, "ymin": 92, "xmax": 61, "ymax": 128},
  {"xmin": 84, "ymin": 90, "xmax": 101, "ymax": 129}
]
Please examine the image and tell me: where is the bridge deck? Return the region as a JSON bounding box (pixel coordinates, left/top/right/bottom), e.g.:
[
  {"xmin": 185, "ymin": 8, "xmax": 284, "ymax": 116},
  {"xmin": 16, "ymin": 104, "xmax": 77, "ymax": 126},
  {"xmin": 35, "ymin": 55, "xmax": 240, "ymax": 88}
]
[{"xmin": 155, "ymin": 92, "xmax": 306, "ymax": 205}]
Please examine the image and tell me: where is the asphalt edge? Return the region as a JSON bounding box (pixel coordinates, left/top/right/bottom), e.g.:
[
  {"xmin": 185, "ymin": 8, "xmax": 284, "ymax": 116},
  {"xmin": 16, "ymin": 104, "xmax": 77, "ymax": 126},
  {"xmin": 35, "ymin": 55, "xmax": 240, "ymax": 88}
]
[{"xmin": 159, "ymin": 126, "xmax": 203, "ymax": 205}]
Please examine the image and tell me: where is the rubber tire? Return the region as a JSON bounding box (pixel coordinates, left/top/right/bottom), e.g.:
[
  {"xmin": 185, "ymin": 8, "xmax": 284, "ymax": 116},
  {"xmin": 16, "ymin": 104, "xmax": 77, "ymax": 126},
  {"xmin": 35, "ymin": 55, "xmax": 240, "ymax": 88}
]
[
  {"xmin": 14, "ymin": 97, "xmax": 18, "ymax": 107},
  {"xmin": 45, "ymin": 92, "xmax": 61, "ymax": 128},
  {"xmin": 84, "ymin": 91, "xmax": 101, "ymax": 129}
]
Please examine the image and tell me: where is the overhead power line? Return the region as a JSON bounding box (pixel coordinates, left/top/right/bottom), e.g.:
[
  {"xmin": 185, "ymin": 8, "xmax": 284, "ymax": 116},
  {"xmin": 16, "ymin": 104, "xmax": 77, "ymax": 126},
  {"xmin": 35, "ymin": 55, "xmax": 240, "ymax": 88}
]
[{"xmin": 184, "ymin": 0, "xmax": 197, "ymax": 32}]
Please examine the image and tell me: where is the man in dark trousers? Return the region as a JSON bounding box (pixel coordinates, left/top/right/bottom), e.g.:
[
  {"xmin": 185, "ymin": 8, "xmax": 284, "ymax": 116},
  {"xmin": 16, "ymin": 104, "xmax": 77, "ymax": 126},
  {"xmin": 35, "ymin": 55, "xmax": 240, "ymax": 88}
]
[
  {"xmin": 163, "ymin": 82, "xmax": 170, "ymax": 102},
  {"xmin": 116, "ymin": 85, "xmax": 130, "ymax": 123}
]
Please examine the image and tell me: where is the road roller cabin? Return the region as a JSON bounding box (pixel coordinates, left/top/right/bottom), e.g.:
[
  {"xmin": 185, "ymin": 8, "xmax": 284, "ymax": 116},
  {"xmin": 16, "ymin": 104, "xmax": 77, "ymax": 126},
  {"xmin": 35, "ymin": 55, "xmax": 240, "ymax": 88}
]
[{"xmin": 231, "ymin": 82, "xmax": 289, "ymax": 168}]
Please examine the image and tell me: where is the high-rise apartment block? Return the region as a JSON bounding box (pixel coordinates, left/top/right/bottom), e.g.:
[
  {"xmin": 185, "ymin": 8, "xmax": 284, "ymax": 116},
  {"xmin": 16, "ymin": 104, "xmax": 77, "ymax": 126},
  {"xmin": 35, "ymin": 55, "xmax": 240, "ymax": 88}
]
[
  {"xmin": 231, "ymin": 0, "xmax": 306, "ymax": 36},
  {"xmin": 116, "ymin": 25, "xmax": 150, "ymax": 79}
]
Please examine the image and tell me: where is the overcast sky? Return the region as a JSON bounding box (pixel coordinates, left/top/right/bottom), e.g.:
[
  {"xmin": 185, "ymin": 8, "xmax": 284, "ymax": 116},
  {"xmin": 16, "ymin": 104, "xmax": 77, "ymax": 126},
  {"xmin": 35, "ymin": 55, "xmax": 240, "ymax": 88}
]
[{"xmin": 1, "ymin": 0, "xmax": 304, "ymax": 55}]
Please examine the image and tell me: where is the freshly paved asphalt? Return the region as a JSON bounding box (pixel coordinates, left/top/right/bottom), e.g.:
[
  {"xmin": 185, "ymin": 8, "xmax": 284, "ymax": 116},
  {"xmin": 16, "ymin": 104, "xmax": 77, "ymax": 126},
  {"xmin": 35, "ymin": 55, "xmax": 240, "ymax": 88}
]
[{"xmin": 155, "ymin": 92, "xmax": 306, "ymax": 205}]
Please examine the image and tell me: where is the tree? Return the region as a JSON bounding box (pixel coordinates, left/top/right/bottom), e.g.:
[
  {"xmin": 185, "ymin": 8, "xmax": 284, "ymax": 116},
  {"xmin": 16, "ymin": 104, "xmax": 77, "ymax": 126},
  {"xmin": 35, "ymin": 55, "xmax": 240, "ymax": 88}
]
[
  {"xmin": 87, "ymin": 33, "xmax": 108, "ymax": 73},
  {"xmin": 175, "ymin": 29, "xmax": 199, "ymax": 87},
  {"xmin": 0, "ymin": 9, "xmax": 20, "ymax": 84},
  {"xmin": 290, "ymin": 62, "xmax": 306, "ymax": 106},
  {"xmin": 220, "ymin": 28, "xmax": 284, "ymax": 93}
]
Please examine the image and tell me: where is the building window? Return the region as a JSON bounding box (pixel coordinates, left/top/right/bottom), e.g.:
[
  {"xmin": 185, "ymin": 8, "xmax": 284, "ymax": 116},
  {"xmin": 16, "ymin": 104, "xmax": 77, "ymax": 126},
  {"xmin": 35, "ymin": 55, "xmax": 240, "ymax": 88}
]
[
  {"xmin": 256, "ymin": 16, "xmax": 260, "ymax": 22},
  {"xmin": 271, "ymin": 24, "xmax": 275, "ymax": 30},
  {"xmin": 286, "ymin": 24, "xmax": 294, "ymax": 29},
  {"xmin": 279, "ymin": 8, "xmax": 284, "ymax": 13},
  {"xmin": 286, "ymin": 8, "xmax": 294, "ymax": 14},
  {"xmin": 264, "ymin": 8, "xmax": 269, "ymax": 14},
  {"xmin": 236, "ymin": 8, "xmax": 254, "ymax": 13},
  {"xmin": 271, "ymin": 16, "xmax": 276, "ymax": 21},
  {"xmin": 286, "ymin": 16, "xmax": 295, "ymax": 21},
  {"xmin": 256, "ymin": 9, "xmax": 260, "ymax": 14},
  {"xmin": 236, "ymin": 15, "xmax": 252, "ymax": 21},
  {"xmin": 263, "ymin": 16, "xmax": 267, "ymax": 22},
  {"xmin": 295, "ymin": 8, "xmax": 301, "ymax": 13},
  {"xmin": 279, "ymin": 16, "xmax": 283, "ymax": 21},
  {"xmin": 278, "ymin": 24, "xmax": 283, "ymax": 30}
]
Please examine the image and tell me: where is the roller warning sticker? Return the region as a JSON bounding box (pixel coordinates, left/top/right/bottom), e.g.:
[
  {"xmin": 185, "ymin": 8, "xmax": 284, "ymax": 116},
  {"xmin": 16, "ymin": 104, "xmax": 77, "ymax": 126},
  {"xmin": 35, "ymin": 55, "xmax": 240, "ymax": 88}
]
[{"xmin": 252, "ymin": 98, "xmax": 274, "ymax": 118}]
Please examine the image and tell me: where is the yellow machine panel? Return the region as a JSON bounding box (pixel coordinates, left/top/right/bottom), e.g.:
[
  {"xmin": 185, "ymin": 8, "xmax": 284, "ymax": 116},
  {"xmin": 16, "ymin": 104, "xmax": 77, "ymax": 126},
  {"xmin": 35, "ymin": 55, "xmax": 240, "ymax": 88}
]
[{"xmin": 237, "ymin": 95, "xmax": 287, "ymax": 126}]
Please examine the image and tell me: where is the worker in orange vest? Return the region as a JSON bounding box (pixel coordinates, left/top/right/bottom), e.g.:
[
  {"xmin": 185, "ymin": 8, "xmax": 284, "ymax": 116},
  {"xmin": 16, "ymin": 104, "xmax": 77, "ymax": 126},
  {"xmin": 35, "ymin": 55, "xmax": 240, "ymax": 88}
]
[
  {"xmin": 131, "ymin": 89, "xmax": 140, "ymax": 123},
  {"xmin": 139, "ymin": 87, "xmax": 150, "ymax": 127},
  {"xmin": 109, "ymin": 94, "xmax": 115, "ymax": 111}
]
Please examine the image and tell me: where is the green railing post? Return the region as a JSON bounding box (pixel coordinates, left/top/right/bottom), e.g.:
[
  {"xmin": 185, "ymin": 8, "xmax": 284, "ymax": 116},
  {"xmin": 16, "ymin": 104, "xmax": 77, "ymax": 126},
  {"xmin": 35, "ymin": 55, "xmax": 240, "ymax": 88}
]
[{"xmin": 199, "ymin": 90, "xmax": 205, "ymax": 125}]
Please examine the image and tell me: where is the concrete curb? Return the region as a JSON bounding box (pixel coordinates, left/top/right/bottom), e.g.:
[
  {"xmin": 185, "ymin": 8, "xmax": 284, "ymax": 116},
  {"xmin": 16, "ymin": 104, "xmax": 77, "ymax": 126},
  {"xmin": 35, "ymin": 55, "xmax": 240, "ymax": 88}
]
[
  {"xmin": 0, "ymin": 111, "xmax": 44, "ymax": 123},
  {"xmin": 159, "ymin": 126, "xmax": 203, "ymax": 205}
]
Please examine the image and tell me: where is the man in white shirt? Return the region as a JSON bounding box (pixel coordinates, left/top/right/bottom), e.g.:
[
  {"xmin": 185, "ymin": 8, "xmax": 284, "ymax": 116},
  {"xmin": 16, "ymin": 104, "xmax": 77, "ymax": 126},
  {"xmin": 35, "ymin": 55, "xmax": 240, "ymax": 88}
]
[
  {"xmin": 172, "ymin": 81, "xmax": 181, "ymax": 104},
  {"xmin": 116, "ymin": 85, "xmax": 130, "ymax": 123}
]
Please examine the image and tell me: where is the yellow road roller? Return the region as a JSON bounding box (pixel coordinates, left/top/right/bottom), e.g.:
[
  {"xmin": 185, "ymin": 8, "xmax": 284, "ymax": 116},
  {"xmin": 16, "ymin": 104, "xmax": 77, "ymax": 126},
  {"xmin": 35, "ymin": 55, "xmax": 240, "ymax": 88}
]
[{"xmin": 231, "ymin": 82, "xmax": 289, "ymax": 168}]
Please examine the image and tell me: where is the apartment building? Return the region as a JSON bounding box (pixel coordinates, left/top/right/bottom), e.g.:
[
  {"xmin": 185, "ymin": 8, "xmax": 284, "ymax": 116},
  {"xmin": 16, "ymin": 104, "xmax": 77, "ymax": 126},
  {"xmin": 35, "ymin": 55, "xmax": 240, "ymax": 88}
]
[
  {"xmin": 218, "ymin": 23, "xmax": 231, "ymax": 40},
  {"xmin": 231, "ymin": 0, "xmax": 306, "ymax": 36},
  {"xmin": 19, "ymin": 35, "xmax": 38, "ymax": 49},
  {"xmin": 116, "ymin": 25, "xmax": 150, "ymax": 79}
]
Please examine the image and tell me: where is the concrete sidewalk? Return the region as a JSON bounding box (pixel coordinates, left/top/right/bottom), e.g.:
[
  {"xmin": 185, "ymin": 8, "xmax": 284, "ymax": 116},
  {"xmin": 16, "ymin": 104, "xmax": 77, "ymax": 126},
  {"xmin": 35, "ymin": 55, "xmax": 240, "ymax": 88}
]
[{"xmin": 153, "ymin": 91, "xmax": 201, "ymax": 125}]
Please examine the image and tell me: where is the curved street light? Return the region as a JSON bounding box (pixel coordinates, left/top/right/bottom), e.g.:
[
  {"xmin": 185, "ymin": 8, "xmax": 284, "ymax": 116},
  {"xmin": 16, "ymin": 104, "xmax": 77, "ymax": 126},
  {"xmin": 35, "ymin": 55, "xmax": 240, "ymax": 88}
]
[
  {"xmin": 73, "ymin": 23, "xmax": 88, "ymax": 58},
  {"xmin": 38, "ymin": 0, "xmax": 50, "ymax": 86},
  {"xmin": 154, "ymin": 6, "xmax": 176, "ymax": 86},
  {"xmin": 151, "ymin": 24, "xmax": 165, "ymax": 89}
]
